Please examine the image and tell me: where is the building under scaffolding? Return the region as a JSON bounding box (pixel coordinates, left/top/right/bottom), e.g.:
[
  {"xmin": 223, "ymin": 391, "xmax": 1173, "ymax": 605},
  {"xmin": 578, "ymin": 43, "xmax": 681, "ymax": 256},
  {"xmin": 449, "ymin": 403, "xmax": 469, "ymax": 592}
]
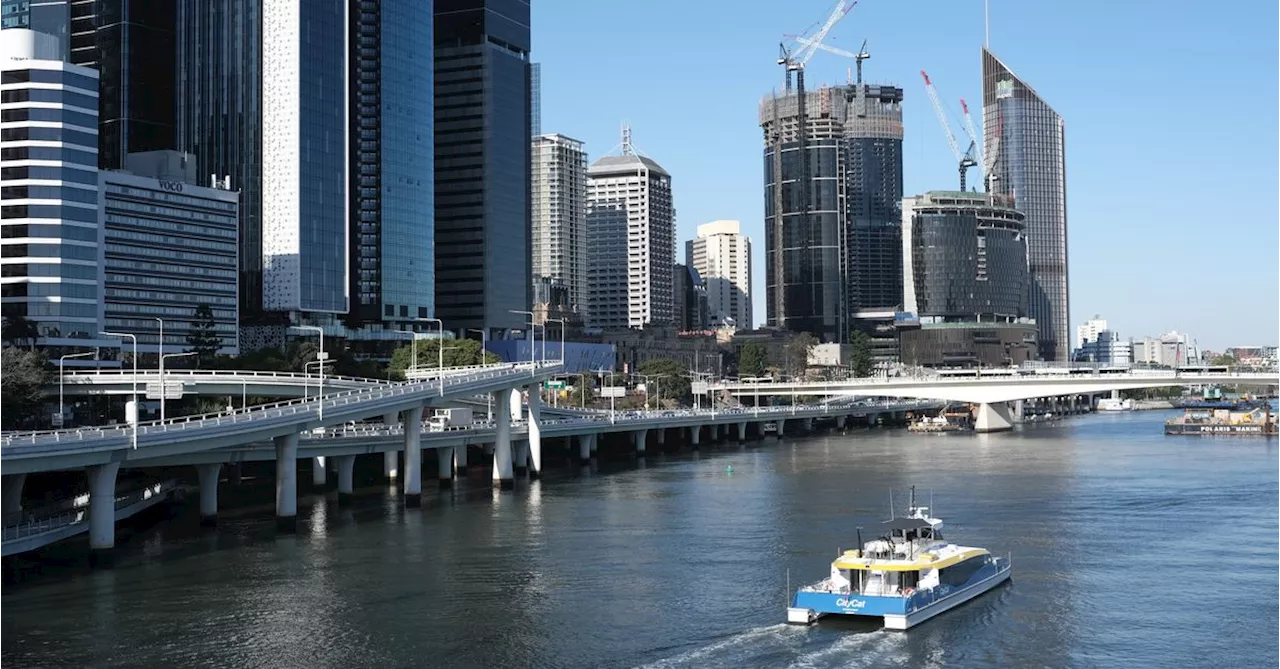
[{"xmin": 760, "ymin": 79, "xmax": 904, "ymax": 343}]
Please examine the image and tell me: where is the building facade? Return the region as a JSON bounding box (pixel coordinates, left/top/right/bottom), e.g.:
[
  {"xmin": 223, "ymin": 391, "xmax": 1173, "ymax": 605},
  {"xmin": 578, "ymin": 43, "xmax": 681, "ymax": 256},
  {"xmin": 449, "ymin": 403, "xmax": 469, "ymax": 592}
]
[
  {"xmin": 531, "ymin": 133, "xmax": 586, "ymax": 318},
  {"xmin": 1075, "ymin": 314, "xmax": 1108, "ymax": 353},
  {"xmin": 1132, "ymin": 331, "xmax": 1198, "ymax": 368},
  {"xmin": 261, "ymin": 0, "xmax": 348, "ymax": 315},
  {"xmin": 586, "ymin": 139, "xmax": 674, "ymax": 330},
  {"xmin": 347, "ymin": 0, "xmax": 434, "ymax": 329},
  {"xmin": 899, "ymin": 321, "xmax": 1039, "ymax": 368},
  {"xmin": 673, "ymin": 262, "xmax": 708, "ymax": 331},
  {"xmin": 686, "ymin": 219, "xmax": 751, "ymax": 328},
  {"xmin": 982, "ymin": 47, "xmax": 1069, "ymax": 361},
  {"xmin": 101, "ymin": 151, "xmax": 239, "ymax": 354},
  {"xmin": 434, "ymin": 0, "xmax": 532, "ymax": 337},
  {"xmin": 0, "ymin": 30, "xmax": 104, "ymax": 344},
  {"xmin": 902, "ymin": 191, "xmax": 1029, "ymax": 321},
  {"xmin": 1073, "ymin": 329, "xmax": 1130, "ymax": 366},
  {"xmin": 759, "ymin": 79, "xmax": 903, "ymax": 342}
]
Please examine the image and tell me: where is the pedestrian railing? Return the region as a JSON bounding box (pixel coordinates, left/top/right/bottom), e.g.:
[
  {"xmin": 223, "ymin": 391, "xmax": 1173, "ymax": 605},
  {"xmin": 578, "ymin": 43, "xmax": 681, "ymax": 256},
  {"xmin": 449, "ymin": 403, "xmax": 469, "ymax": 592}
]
[{"xmin": 1, "ymin": 480, "xmax": 182, "ymax": 542}]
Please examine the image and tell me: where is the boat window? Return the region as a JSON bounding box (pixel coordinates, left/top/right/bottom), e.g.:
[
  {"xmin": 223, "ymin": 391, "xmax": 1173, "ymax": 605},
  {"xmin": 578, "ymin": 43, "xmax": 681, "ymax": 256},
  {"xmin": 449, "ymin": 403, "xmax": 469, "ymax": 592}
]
[{"xmin": 940, "ymin": 557, "xmax": 987, "ymax": 587}]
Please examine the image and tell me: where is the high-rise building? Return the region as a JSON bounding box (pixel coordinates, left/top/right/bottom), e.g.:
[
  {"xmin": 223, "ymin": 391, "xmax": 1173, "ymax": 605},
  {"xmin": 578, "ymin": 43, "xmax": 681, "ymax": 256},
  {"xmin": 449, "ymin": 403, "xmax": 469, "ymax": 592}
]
[
  {"xmin": 434, "ymin": 0, "xmax": 531, "ymax": 337},
  {"xmin": 685, "ymin": 219, "xmax": 751, "ymax": 328},
  {"xmin": 672, "ymin": 263, "xmax": 708, "ymax": 330},
  {"xmin": 0, "ymin": 29, "xmax": 104, "ymax": 344},
  {"xmin": 759, "ymin": 78, "xmax": 903, "ymax": 342},
  {"xmin": 586, "ymin": 132, "xmax": 674, "ymax": 330},
  {"xmin": 1074, "ymin": 329, "xmax": 1130, "ymax": 365},
  {"xmin": 982, "ymin": 47, "xmax": 1069, "ymax": 361},
  {"xmin": 346, "ymin": 0, "xmax": 434, "ymax": 329},
  {"xmin": 1075, "ymin": 314, "xmax": 1108, "ymax": 352},
  {"xmin": 531, "ymin": 133, "xmax": 587, "ymax": 319},
  {"xmin": 530, "ymin": 62, "xmax": 540, "ymax": 136},
  {"xmin": 260, "ymin": 0, "xmax": 348, "ymax": 315}
]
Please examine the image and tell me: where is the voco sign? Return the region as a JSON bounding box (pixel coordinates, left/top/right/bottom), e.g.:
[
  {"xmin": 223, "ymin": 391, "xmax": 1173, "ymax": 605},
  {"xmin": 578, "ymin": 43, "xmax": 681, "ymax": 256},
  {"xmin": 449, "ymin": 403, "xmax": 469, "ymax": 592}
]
[{"xmin": 157, "ymin": 179, "xmax": 184, "ymax": 193}]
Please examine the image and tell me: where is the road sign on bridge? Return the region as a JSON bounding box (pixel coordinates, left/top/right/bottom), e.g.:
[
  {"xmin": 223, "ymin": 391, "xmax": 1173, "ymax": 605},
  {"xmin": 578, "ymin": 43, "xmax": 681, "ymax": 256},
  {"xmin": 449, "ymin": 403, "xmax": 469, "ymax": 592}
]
[{"xmin": 145, "ymin": 381, "xmax": 184, "ymax": 400}]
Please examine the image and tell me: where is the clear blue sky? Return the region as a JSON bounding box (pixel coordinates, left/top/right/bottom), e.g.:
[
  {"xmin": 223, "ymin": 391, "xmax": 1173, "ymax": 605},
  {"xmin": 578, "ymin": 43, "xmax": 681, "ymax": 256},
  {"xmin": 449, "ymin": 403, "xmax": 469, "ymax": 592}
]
[{"xmin": 530, "ymin": 0, "xmax": 1279, "ymax": 351}]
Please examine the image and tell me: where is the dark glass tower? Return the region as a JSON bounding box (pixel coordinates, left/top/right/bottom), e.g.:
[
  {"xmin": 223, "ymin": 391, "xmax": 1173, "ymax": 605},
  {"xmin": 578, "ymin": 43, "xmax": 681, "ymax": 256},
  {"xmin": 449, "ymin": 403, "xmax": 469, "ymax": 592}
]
[
  {"xmin": 434, "ymin": 0, "xmax": 531, "ymax": 336},
  {"xmin": 842, "ymin": 83, "xmax": 904, "ymax": 320},
  {"xmin": 347, "ymin": 0, "xmax": 434, "ymax": 328},
  {"xmin": 982, "ymin": 47, "xmax": 1069, "ymax": 361}
]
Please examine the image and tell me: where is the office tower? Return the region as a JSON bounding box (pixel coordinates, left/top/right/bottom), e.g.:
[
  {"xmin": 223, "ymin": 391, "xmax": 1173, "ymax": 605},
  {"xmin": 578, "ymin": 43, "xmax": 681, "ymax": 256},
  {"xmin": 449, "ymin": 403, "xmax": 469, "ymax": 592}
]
[
  {"xmin": 2, "ymin": 0, "xmax": 177, "ymax": 171},
  {"xmin": 175, "ymin": 0, "xmax": 264, "ymax": 322},
  {"xmin": 673, "ymin": 263, "xmax": 708, "ymax": 330},
  {"xmin": 434, "ymin": 0, "xmax": 531, "ymax": 336},
  {"xmin": 0, "ymin": 29, "xmax": 103, "ymax": 343},
  {"xmin": 759, "ymin": 77, "xmax": 903, "ymax": 342},
  {"xmin": 586, "ymin": 131, "xmax": 674, "ymax": 330},
  {"xmin": 1075, "ymin": 314, "xmax": 1107, "ymax": 352},
  {"xmin": 530, "ymin": 62, "xmax": 540, "ymax": 136},
  {"xmin": 982, "ymin": 47, "xmax": 1069, "ymax": 361},
  {"xmin": 686, "ymin": 219, "xmax": 752, "ymax": 328},
  {"xmin": 102, "ymin": 151, "xmax": 239, "ymax": 354},
  {"xmin": 531, "ymin": 133, "xmax": 587, "ymax": 318},
  {"xmin": 347, "ymin": 0, "xmax": 434, "ymax": 328},
  {"xmin": 260, "ymin": 0, "xmax": 348, "ymax": 315}
]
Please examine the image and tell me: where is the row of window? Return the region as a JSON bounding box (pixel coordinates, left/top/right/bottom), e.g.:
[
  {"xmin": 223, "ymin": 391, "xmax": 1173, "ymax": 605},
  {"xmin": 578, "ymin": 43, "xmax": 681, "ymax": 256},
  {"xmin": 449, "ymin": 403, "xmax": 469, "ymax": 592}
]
[
  {"xmin": 105, "ymin": 198, "xmax": 236, "ymax": 226},
  {"xmin": 1, "ymin": 87, "xmax": 96, "ymax": 111},
  {"xmin": 1, "ymin": 281, "xmax": 97, "ymax": 299},
  {"xmin": 105, "ymin": 184, "xmax": 237, "ymax": 213},
  {"xmin": 103, "ymin": 288, "xmax": 238, "ymax": 307},
  {"xmin": 1, "ymin": 223, "xmax": 99, "ymax": 242},
  {"xmin": 0, "ymin": 126, "xmax": 97, "ymax": 148},
  {"xmin": 105, "ymin": 272, "xmax": 234, "ymax": 292},
  {"xmin": 2, "ymin": 185, "xmax": 97, "ymax": 204},
  {"xmin": 105, "ymin": 258, "xmax": 236, "ymax": 280},
  {"xmin": 2, "ymin": 203, "xmax": 98, "ymax": 222},
  {"xmin": 0, "ymin": 146, "xmax": 96, "ymax": 165},
  {"xmin": 1, "ymin": 165, "xmax": 98, "ymax": 185},
  {"xmin": 1, "ymin": 69, "xmax": 98, "ymax": 93},
  {"xmin": 1, "ymin": 242, "xmax": 97, "ymax": 260},
  {"xmin": 104, "ymin": 228, "xmax": 236, "ymax": 253},
  {"xmin": 1, "ymin": 107, "xmax": 97, "ymax": 129}
]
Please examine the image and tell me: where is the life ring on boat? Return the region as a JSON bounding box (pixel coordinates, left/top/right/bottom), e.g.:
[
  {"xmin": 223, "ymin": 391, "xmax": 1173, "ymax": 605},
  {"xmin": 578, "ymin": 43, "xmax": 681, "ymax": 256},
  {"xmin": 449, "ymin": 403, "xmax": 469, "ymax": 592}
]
[{"xmin": 903, "ymin": 588, "xmax": 916, "ymax": 597}]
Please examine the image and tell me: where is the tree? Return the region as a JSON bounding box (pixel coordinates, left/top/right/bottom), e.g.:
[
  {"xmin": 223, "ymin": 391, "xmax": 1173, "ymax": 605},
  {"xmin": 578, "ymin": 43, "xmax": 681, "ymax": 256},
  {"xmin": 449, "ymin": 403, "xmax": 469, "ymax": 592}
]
[
  {"xmin": 785, "ymin": 332, "xmax": 818, "ymax": 378},
  {"xmin": 738, "ymin": 341, "xmax": 767, "ymax": 378},
  {"xmin": 637, "ymin": 358, "xmax": 691, "ymax": 407},
  {"xmin": 1210, "ymin": 354, "xmax": 1236, "ymax": 366},
  {"xmin": 2, "ymin": 314, "xmax": 40, "ymax": 349},
  {"xmin": 570, "ymin": 373, "xmax": 595, "ymax": 408},
  {"xmin": 2, "ymin": 347, "xmax": 49, "ymax": 429},
  {"xmin": 184, "ymin": 303, "xmax": 222, "ymax": 368},
  {"xmin": 387, "ymin": 337, "xmax": 500, "ymax": 379},
  {"xmin": 849, "ymin": 329, "xmax": 874, "ymax": 378}
]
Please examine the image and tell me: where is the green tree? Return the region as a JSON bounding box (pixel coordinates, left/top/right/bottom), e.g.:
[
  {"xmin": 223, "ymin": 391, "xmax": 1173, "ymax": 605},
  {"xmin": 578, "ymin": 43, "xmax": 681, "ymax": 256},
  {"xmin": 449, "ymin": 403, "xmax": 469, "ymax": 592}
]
[
  {"xmin": 1, "ymin": 314, "xmax": 40, "ymax": 349},
  {"xmin": 1210, "ymin": 354, "xmax": 1236, "ymax": 366},
  {"xmin": 185, "ymin": 303, "xmax": 221, "ymax": 367},
  {"xmin": 570, "ymin": 373, "xmax": 595, "ymax": 408},
  {"xmin": 637, "ymin": 358, "xmax": 691, "ymax": 407},
  {"xmin": 738, "ymin": 341, "xmax": 767, "ymax": 378},
  {"xmin": 1, "ymin": 347, "xmax": 49, "ymax": 429},
  {"xmin": 785, "ymin": 332, "xmax": 818, "ymax": 378},
  {"xmin": 849, "ymin": 329, "xmax": 874, "ymax": 378},
  {"xmin": 388, "ymin": 337, "xmax": 500, "ymax": 379}
]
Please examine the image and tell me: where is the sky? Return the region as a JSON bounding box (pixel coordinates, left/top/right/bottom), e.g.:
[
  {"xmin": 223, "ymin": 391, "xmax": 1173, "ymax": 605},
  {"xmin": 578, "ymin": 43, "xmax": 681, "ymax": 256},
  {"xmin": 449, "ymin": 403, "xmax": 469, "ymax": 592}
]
[{"xmin": 530, "ymin": 0, "xmax": 1279, "ymax": 351}]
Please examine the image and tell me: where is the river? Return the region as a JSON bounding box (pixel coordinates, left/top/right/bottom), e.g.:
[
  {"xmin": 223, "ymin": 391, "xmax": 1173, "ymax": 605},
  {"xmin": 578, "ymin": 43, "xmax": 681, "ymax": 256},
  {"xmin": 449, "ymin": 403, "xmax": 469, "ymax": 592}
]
[{"xmin": 3, "ymin": 410, "xmax": 1277, "ymax": 668}]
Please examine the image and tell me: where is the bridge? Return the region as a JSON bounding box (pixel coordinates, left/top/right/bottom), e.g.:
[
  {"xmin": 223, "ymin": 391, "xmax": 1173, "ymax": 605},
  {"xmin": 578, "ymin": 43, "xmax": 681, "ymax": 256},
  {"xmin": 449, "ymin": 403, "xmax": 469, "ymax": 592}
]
[{"xmin": 711, "ymin": 370, "xmax": 1279, "ymax": 432}]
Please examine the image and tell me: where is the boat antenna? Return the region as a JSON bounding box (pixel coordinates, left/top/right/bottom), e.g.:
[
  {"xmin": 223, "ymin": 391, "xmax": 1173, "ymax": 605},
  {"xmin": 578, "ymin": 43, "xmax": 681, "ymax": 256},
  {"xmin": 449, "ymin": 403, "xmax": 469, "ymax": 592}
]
[
  {"xmin": 930, "ymin": 489, "xmax": 934, "ymax": 516},
  {"xmin": 910, "ymin": 486, "xmax": 916, "ymax": 512},
  {"xmin": 856, "ymin": 526, "xmax": 863, "ymax": 551},
  {"xmin": 889, "ymin": 489, "xmax": 895, "ymax": 519}
]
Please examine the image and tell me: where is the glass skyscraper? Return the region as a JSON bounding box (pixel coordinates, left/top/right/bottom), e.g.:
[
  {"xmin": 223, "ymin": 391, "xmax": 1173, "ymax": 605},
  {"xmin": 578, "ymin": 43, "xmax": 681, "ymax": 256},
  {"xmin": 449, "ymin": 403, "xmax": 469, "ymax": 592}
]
[
  {"xmin": 348, "ymin": 0, "xmax": 434, "ymax": 328},
  {"xmin": 982, "ymin": 47, "xmax": 1069, "ymax": 361}
]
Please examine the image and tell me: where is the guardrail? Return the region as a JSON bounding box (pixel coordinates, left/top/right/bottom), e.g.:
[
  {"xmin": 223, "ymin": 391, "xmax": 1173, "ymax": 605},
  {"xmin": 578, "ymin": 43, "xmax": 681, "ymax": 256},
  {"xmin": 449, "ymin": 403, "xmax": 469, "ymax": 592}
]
[
  {"xmin": 2, "ymin": 362, "xmax": 558, "ymax": 450},
  {"xmin": 2, "ymin": 480, "xmax": 181, "ymax": 541},
  {"xmin": 711, "ymin": 371, "xmax": 1279, "ymax": 391}
]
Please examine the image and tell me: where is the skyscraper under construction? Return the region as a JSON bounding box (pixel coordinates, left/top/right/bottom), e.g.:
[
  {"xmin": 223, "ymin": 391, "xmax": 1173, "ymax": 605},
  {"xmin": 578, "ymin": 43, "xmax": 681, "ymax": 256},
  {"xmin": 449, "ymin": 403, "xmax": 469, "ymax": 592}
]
[{"xmin": 759, "ymin": 76, "xmax": 903, "ymax": 343}]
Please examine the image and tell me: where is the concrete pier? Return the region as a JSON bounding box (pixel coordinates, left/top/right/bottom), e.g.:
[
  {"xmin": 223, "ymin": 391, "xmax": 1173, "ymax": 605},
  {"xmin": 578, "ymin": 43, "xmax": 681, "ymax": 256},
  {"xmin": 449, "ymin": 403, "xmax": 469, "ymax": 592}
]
[
  {"xmin": 493, "ymin": 390, "xmax": 514, "ymax": 489},
  {"xmin": 527, "ymin": 383, "xmax": 543, "ymax": 479},
  {"xmin": 311, "ymin": 456, "xmax": 327, "ymax": 489},
  {"xmin": 87, "ymin": 462, "xmax": 121, "ymax": 551},
  {"xmin": 975, "ymin": 402, "xmax": 1014, "ymax": 433},
  {"xmin": 632, "ymin": 429, "xmax": 648, "ymax": 455},
  {"xmin": 656, "ymin": 428, "xmax": 666, "ymax": 445},
  {"xmin": 383, "ymin": 413, "xmax": 399, "ymax": 480},
  {"xmin": 196, "ymin": 463, "xmax": 220, "ymax": 526},
  {"xmin": 3, "ymin": 473, "xmax": 26, "ymax": 524},
  {"xmin": 336, "ymin": 455, "xmax": 356, "ymax": 502},
  {"xmin": 688, "ymin": 426, "xmax": 701, "ymax": 447},
  {"xmin": 402, "ymin": 406, "xmax": 423, "ymax": 507},
  {"xmin": 514, "ymin": 439, "xmax": 529, "ymax": 475},
  {"xmin": 437, "ymin": 446, "xmax": 455, "ymax": 489},
  {"xmin": 776, "ymin": 419, "xmax": 786, "ymax": 438},
  {"xmin": 836, "ymin": 415, "xmax": 846, "ymax": 430},
  {"xmin": 456, "ymin": 443, "xmax": 469, "ymax": 474},
  {"xmin": 735, "ymin": 422, "xmax": 747, "ymax": 441},
  {"xmin": 275, "ymin": 432, "xmax": 299, "ymax": 532},
  {"xmin": 577, "ymin": 434, "xmax": 594, "ymax": 465}
]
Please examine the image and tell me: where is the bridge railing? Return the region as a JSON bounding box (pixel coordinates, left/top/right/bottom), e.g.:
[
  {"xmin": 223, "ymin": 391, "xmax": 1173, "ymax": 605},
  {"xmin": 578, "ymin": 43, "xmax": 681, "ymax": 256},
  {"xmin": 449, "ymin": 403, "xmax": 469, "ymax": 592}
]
[
  {"xmin": 2, "ymin": 480, "xmax": 181, "ymax": 541},
  {"xmin": 2, "ymin": 363, "xmax": 559, "ymax": 449},
  {"xmin": 61, "ymin": 368, "xmax": 395, "ymax": 386}
]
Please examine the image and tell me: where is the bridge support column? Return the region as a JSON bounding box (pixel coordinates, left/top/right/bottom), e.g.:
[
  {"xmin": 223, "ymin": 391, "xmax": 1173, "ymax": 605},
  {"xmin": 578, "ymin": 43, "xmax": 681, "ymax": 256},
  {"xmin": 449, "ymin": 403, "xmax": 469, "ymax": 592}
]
[
  {"xmin": 526, "ymin": 383, "xmax": 542, "ymax": 480},
  {"xmin": 776, "ymin": 419, "xmax": 786, "ymax": 438},
  {"xmin": 455, "ymin": 443, "xmax": 469, "ymax": 475},
  {"xmin": 87, "ymin": 461, "xmax": 121, "ymax": 552},
  {"xmin": 509, "ymin": 387, "xmax": 523, "ymax": 422},
  {"xmin": 656, "ymin": 428, "xmax": 666, "ymax": 445},
  {"xmin": 735, "ymin": 422, "xmax": 747, "ymax": 441},
  {"xmin": 336, "ymin": 455, "xmax": 356, "ymax": 502},
  {"xmin": 402, "ymin": 406, "xmax": 423, "ymax": 507},
  {"xmin": 577, "ymin": 434, "xmax": 594, "ymax": 465},
  {"xmin": 514, "ymin": 439, "xmax": 529, "ymax": 475},
  {"xmin": 688, "ymin": 426, "xmax": 701, "ymax": 448},
  {"xmin": 836, "ymin": 415, "xmax": 847, "ymax": 431},
  {"xmin": 2, "ymin": 473, "xmax": 26, "ymax": 525},
  {"xmin": 802, "ymin": 418, "xmax": 813, "ymax": 432},
  {"xmin": 437, "ymin": 447, "xmax": 455, "ymax": 489},
  {"xmin": 493, "ymin": 390, "xmax": 514, "ymax": 489},
  {"xmin": 1013, "ymin": 400, "xmax": 1025, "ymax": 423},
  {"xmin": 632, "ymin": 429, "xmax": 648, "ymax": 455},
  {"xmin": 275, "ymin": 432, "xmax": 299, "ymax": 532},
  {"xmin": 975, "ymin": 402, "xmax": 1015, "ymax": 433},
  {"xmin": 196, "ymin": 463, "xmax": 220, "ymax": 527},
  {"xmin": 383, "ymin": 413, "xmax": 399, "ymax": 481},
  {"xmin": 311, "ymin": 456, "xmax": 327, "ymax": 489}
]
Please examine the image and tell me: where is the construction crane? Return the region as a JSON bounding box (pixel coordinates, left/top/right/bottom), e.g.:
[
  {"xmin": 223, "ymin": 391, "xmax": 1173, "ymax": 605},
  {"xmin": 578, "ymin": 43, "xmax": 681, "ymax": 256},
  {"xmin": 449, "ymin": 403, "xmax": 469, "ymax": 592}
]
[
  {"xmin": 787, "ymin": 35, "xmax": 870, "ymax": 84},
  {"xmin": 959, "ymin": 98, "xmax": 983, "ymax": 180},
  {"xmin": 921, "ymin": 70, "xmax": 977, "ymax": 191}
]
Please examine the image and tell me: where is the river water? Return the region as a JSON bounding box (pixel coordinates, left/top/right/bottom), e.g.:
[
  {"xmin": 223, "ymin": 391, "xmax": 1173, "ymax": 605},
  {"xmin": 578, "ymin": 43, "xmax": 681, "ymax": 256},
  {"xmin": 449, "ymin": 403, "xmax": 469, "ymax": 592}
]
[{"xmin": 3, "ymin": 410, "xmax": 1277, "ymax": 668}]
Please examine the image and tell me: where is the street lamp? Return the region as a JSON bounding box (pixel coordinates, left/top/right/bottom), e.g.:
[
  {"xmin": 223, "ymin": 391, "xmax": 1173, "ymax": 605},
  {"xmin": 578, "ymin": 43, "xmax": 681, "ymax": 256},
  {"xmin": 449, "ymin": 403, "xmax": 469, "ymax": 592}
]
[
  {"xmin": 509, "ymin": 310, "xmax": 535, "ymax": 376},
  {"xmin": 101, "ymin": 331, "xmax": 138, "ymax": 449},
  {"xmin": 58, "ymin": 351, "xmax": 95, "ymax": 427},
  {"xmin": 159, "ymin": 350, "xmax": 197, "ymax": 421},
  {"xmin": 304, "ymin": 359, "xmax": 335, "ymax": 399},
  {"xmin": 153, "ymin": 318, "xmax": 165, "ymax": 416},
  {"xmin": 468, "ymin": 328, "xmax": 492, "ymax": 419},
  {"xmin": 418, "ymin": 317, "xmax": 444, "ymax": 393},
  {"xmin": 393, "ymin": 329, "xmax": 421, "ymax": 378},
  {"xmin": 294, "ymin": 326, "xmax": 325, "ymax": 419},
  {"xmin": 547, "ymin": 317, "xmax": 566, "ymax": 364}
]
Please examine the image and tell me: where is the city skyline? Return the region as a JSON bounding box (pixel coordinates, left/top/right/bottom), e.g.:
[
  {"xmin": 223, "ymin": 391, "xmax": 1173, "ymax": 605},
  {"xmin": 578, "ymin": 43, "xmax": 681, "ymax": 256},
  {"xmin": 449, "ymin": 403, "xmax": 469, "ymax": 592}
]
[{"xmin": 530, "ymin": 0, "xmax": 1278, "ymax": 349}]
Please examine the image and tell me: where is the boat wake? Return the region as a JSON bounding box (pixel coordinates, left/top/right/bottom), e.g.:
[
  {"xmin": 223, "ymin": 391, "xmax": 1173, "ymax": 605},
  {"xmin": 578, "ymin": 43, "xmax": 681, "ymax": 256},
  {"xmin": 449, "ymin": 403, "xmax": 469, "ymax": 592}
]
[{"xmin": 632, "ymin": 624, "xmax": 906, "ymax": 669}]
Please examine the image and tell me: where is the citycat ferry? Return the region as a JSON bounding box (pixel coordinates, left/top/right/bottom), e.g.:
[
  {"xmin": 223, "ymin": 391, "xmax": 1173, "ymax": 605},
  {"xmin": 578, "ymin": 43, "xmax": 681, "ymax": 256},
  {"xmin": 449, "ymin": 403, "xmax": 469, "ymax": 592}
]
[{"xmin": 787, "ymin": 489, "xmax": 1011, "ymax": 630}]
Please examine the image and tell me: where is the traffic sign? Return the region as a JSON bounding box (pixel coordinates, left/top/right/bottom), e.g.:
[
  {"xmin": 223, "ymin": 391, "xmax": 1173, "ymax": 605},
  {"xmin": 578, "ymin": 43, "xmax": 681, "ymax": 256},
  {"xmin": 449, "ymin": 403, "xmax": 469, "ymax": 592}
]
[
  {"xmin": 51, "ymin": 413, "xmax": 64, "ymax": 428},
  {"xmin": 691, "ymin": 381, "xmax": 709, "ymax": 395},
  {"xmin": 601, "ymin": 386, "xmax": 625, "ymax": 398},
  {"xmin": 545, "ymin": 380, "xmax": 566, "ymax": 389},
  {"xmin": 145, "ymin": 381, "xmax": 184, "ymax": 400}
]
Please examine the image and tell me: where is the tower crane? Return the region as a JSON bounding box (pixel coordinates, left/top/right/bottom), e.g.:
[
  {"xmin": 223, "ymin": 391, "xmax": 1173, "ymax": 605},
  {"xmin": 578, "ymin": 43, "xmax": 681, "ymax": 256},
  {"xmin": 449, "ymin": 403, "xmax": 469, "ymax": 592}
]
[
  {"xmin": 959, "ymin": 98, "xmax": 983, "ymax": 181},
  {"xmin": 921, "ymin": 70, "xmax": 977, "ymax": 191}
]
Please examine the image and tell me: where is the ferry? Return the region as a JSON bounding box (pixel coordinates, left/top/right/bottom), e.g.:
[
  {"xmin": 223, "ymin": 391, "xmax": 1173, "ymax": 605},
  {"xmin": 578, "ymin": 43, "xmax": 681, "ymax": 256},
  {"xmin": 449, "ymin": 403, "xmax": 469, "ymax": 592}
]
[
  {"xmin": 907, "ymin": 416, "xmax": 963, "ymax": 433},
  {"xmin": 1164, "ymin": 400, "xmax": 1277, "ymax": 436},
  {"xmin": 787, "ymin": 489, "xmax": 1011, "ymax": 630}
]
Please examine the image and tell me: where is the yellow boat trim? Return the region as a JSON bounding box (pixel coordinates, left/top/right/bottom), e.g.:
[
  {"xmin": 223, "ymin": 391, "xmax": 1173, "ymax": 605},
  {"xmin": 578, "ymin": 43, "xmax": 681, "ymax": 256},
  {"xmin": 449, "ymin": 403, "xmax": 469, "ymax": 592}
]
[{"xmin": 832, "ymin": 547, "xmax": 989, "ymax": 572}]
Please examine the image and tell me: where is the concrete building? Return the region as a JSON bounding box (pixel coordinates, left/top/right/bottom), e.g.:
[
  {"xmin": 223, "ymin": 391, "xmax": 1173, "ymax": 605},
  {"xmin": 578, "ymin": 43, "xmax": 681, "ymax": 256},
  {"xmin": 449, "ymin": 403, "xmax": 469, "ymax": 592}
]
[
  {"xmin": 0, "ymin": 30, "xmax": 108, "ymax": 346},
  {"xmin": 983, "ymin": 47, "xmax": 1070, "ymax": 361},
  {"xmin": 586, "ymin": 130, "xmax": 674, "ymax": 330},
  {"xmin": 346, "ymin": 0, "xmax": 435, "ymax": 330},
  {"xmin": 532, "ymin": 133, "xmax": 587, "ymax": 319},
  {"xmin": 686, "ymin": 219, "xmax": 751, "ymax": 328},
  {"xmin": 260, "ymin": 0, "xmax": 348, "ymax": 316},
  {"xmin": 1075, "ymin": 315, "xmax": 1108, "ymax": 353},
  {"xmin": 1132, "ymin": 331, "xmax": 1198, "ymax": 368},
  {"xmin": 1073, "ymin": 329, "xmax": 1130, "ymax": 366},
  {"xmin": 101, "ymin": 151, "xmax": 239, "ymax": 354},
  {"xmin": 434, "ymin": 0, "xmax": 532, "ymax": 337}
]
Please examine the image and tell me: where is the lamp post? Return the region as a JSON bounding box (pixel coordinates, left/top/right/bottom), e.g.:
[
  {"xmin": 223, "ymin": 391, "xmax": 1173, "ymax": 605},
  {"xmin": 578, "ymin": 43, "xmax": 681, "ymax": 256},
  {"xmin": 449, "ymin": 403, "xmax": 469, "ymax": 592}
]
[
  {"xmin": 294, "ymin": 326, "xmax": 325, "ymax": 420},
  {"xmin": 393, "ymin": 329, "xmax": 420, "ymax": 378},
  {"xmin": 467, "ymin": 328, "xmax": 491, "ymax": 419},
  {"xmin": 547, "ymin": 318, "xmax": 566, "ymax": 364},
  {"xmin": 418, "ymin": 317, "xmax": 444, "ymax": 394},
  {"xmin": 58, "ymin": 351, "xmax": 95, "ymax": 427},
  {"xmin": 159, "ymin": 350, "xmax": 197, "ymax": 421},
  {"xmin": 509, "ymin": 310, "xmax": 535, "ymax": 376},
  {"xmin": 153, "ymin": 317, "xmax": 165, "ymax": 419},
  {"xmin": 304, "ymin": 359, "xmax": 335, "ymax": 400},
  {"xmin": 101, "ymin": 331, "xmax": 138, "ymax": 449}
]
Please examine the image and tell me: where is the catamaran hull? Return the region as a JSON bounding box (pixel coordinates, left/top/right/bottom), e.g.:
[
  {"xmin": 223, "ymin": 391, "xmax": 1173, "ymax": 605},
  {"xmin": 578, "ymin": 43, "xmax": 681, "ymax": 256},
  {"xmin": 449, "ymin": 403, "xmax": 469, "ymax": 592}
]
[{"xmin": 883, "ymin": 567, "xmax": 1011, "ymax": 630}]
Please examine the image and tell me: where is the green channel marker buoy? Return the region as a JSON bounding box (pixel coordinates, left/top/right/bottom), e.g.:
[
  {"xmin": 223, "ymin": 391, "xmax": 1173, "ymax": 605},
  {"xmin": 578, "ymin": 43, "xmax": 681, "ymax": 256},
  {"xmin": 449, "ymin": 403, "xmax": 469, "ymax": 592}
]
[{"xmin": 726, "ymin": 465, "xmax": 734, "ymax": 474}]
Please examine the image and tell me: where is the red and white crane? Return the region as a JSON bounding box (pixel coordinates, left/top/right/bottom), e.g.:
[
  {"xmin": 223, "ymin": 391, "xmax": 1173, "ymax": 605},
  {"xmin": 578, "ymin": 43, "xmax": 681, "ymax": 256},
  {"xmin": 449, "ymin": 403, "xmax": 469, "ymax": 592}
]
[{"xmin": 921, "ymin": 70, "xmax": 977, "ymax": 191}]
